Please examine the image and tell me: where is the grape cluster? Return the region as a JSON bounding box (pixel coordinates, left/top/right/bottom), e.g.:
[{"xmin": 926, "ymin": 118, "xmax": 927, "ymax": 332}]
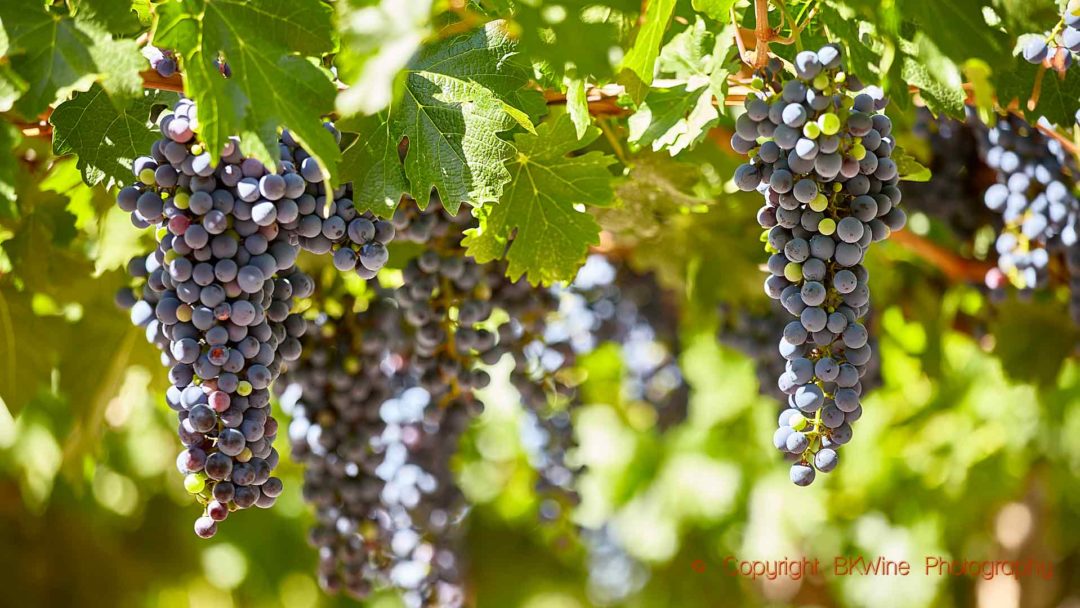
[
  {"xmin": 272, "ymin": 199, "xmax": 691, "ymax": 603},
  {"xmin": 281, "ymin": 317, "xmax": 470, "ymax": 607},
  {"xmin": 276, "ymin": 209, "xmax": 523, "ymax": 605},
  {"xmin": 115, "ymin": 96, "xmax": 392, "ymax": 536},
  {"xmin": 276, "ymin": 238, "xmax": 693, "ymax": 602},
  {"xmin": 372, "ymin": 389, "xmax": 470, "ymax": 608},
  {"xmin": 280, "ymin": 292, "xmax": 407, "ymax": 600},
  {"xmin": 1021, "ymin": 0, "xmax": 1080, "ymax": 71},
  {"xmin": 503, "ymin": 256, "xmax": 692, "ymax": 525},
  {"xmin": 718, "ymin": 303, "xmax": 882, "ymax": 404},
  {"xmin": 905, "ymin": 109, "xmax": 999, "ymax": 240},
  {"xmin": 142, "ymin": 45, "xmax": 177, "ymax": 78},
  {"xmin": 394, "ymin": 253, "xmax": 498, "ymax": 397},
  {"xmin": 732, "ymin": 46, "xmax": 904, "ymax": 485},
  {"xmin": 547, "ymin": 256, "xmax": 688, "ymax": 428},
  {"xmin": 977, "ymin": 114, "xmax": 1079, "ymax": 294}
]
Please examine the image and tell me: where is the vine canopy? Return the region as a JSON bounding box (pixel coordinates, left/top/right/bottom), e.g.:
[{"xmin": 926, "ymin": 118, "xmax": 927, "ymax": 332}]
[{"xmin": 0, "ymin": 0, "xmax": 1073, "ymax": 287}]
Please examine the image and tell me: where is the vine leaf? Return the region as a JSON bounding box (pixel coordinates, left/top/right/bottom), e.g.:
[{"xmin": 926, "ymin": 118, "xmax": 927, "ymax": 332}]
[
  {"xmin": 50, "ymin": 85, "xmax": 177, "ymax": 188},
  {"xmin": 154, "ymin": 0, "xmax": 340, "ymax": 181},
  {"xmin": 462, "ymin": 114, "xmax": 617, "ymax": 285},
  {"xmin": 598, "ymin": 151, "xmax": 713, "ymax": 243},
  {"xmin": 396, "ymin": 72, "xmax": 529, "ymax": 214},
  {"xmin": 0, "ymin": 27, "xmax": 28, "ymax": 113},
  {"xmin": 618, "ymin": 0, "xmax": 678, "ymax": 103},
  {"xmin": 0, "ymin": 2, "xmax": 143, "ymax": 117},
  {"xmin": 341, "ymin": 22, "xmax": 543, "ymax": 215},
  {"xmin": 893, "ymin": 146, "xmax": 931, "ymax": 182},
  {"xmin": 0, "ymin": 65, "xmax": 27, "ymax": 114},
  {"xmin": 899, "ymin": 35, "xmax": 965, "ymax": 118},
  {"xmin": 339, "ymin": 111, "xmax": 408, "ymax": 217},
  {"xmin": 691, "ymin": 0, "xmax": 738, "ymax": 22},
  {"xmin": 0, "ymin": 173, "xmax": 85, "ymax": 299},
  {"xmin": 565, "ymin": 77, "xmax": 591, "ymax": 139},
  {"xmin": 77, "ymin": 0, "xmax": 144, "ymax": 35},
  {"xmin": 997, "ymin": 58, "xmax": 1080, "ymax": 127},
  {"xmin": 0, "ymin": 286, "xmax": 65, "ymax": 416},
  {"xmin": 335, "ymin": 0, "xmax": 433, "ymax": 116},
  {"xmin": 628, "ymin": 18, "xmax": 730, "ymax": 155},
  {"xmin": 0, "ymin": 122, "xmax": 17, "ymax": 219},
  {"xmin": 511, "ymin": 0, "xmax": 636, "ymax": 80},
  {"xmin": 0, "ymin": 283, "xmax": 144, "ymax": 421},
  {"xmin": 896, "ymin": 0, "xmax": 1008, "ymax": 68},
  {"xmin": 991, "ymin": 299, "xmax": 1080, "ymax": 387}
]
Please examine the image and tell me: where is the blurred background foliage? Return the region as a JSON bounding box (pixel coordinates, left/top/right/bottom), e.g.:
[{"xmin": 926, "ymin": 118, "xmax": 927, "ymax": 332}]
[
  {"xmin": 1, "ymin": 0, "xmax": 1080, "ymax": 606},
  {"xmin": 1, "ymin": 125, "xmax": 1079, "ymax": 608}
]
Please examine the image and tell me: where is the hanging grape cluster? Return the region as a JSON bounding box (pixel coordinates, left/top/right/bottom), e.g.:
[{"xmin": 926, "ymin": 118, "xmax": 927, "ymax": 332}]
[
  {"xmin": 718, "ymin": 302, "xmax": 882, "ymax": 405},
  {"xmin": 1021, "ymin": 0, "xmax": 1080, "ymax": 71},
  {"xmin": 142, "ymin": 45, "xmax": 177, "ymax": 78},
  {"xmin": 277, "ymin": 280, "xmax": 471, "ymax": 606},
  {"xmin": 732, "ymin": 46, "xmax": 905, "ymax": 485},
  {"xmin": 976, "ymin": 115, "xmax": 1080, "ymax": 311},
  {"xmin": 270, "ymin": 208, "xmax": 693, "ymax": 603},
  {"xmin": 115, "ymin": 96, "xmax": 393, "ymax": 536},
  {"xmin": 272, "ymin": 204, "xmax": 573, "ymax": 605},
  {"xmin": 905, "ymin": 109, "xmax": 999, "ymax": 241}
]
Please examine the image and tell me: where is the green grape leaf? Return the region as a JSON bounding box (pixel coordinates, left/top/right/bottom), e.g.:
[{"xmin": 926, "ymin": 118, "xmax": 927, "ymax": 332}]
[
  {"xmin": 618, "ymin": 0, "xmax": 678, "ymax": 103},
  {"xmin": 0, "ymin": 122, "xmax": 17, "ymax": 219},
  {"xmin": 691, "ymin": 0, "xmax": 738, "ymax": 22},
  {"xmin": 0, "ymin": 64, "xmax": 28, "ymax": 113},
  {"xmin": 0, "ymin": 274, "xmax": 142, "ymax": 420},
  {"xmin": 896, "ymin": 0, "xmax": 1008, "ymax": 67},
  {"xmin": 384, "ymin": 22, "xmax": 542, "ymax": 214},
  {"xmin": 991, "ymin": 299, "xmax": 1080, "ymax": 387},
  {"xmin": 0, "ymin": 2, "xmax": 143, "ymax": 117},
  {"xmin": 0, "ymin": 27, "xmax": 28, "ymax": 113},
  {"xmin": 899, "ymin": 35, "xmax": 965, "ymax": 118},
  {"xmin": 628, "ymin": 18, "xmax": 728, "ymax": 155},
  {"xmin": 656, "ymin": 15, "xmax": 714, "ymax": 81},
  {"xmin": 598, "ymin": 151, "xmax": 714, "ymax": 243},
  {"xmin": 339, "ymin": 111, "xmax": 408, "ymax": 217},
  {"xmin": 996, "ymin": 58, "xmax": 1080, "ymax": 127},
  {"xmin": 511, "ymin": 0, "xmax": 636, "ymax": 80},
  {"xmin": 462, "ymin": 114, "xmax": 617, "ymax": 284},
  {"xmin": 629, "ymin": 86, "xmax": 713, "ymax": 154},
  {"xmin": 0, "ymin": 286, "xmax": 65, "ymax": 415},
  {"xmin": 335, "ymin": 0, "xmax": 433, "ymax": 116},
  {"xmin": 1, "ymin": 175, "xmax": 92, "ymax": 301},
  {"xmin": 131, "ymin": 0, "xmax": 153, "ymax": 25},
  {"xmin": 154, "ymin": 0, "xmax": 340, "ymax": 181},
  {"xmin": 893, "ymin": 146, "xmax": 931, "ymax": 182},
  {"xmin": 565, "ymin": 77, "xmax": 591, "ymax": 139},
  {"xmin": 50, "ymin": 85, "xmax": 177, "ymax": 187},
  {"xmin": 76, "ymin": 0, "xmax": 143, "ymax": 34}
]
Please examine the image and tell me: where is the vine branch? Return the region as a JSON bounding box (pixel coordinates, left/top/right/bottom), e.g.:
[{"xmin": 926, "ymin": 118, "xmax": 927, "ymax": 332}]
[
  {"xmin": 140, "ymin": 69, "xmax": 185, "ymax": 93},
  {"xmin": 750, "ymin": 0, "xmax": 774, "ymax": 68},
  {"xmin": 889, "ymin": 229, "xmax": 994, "ymax": 283}
]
